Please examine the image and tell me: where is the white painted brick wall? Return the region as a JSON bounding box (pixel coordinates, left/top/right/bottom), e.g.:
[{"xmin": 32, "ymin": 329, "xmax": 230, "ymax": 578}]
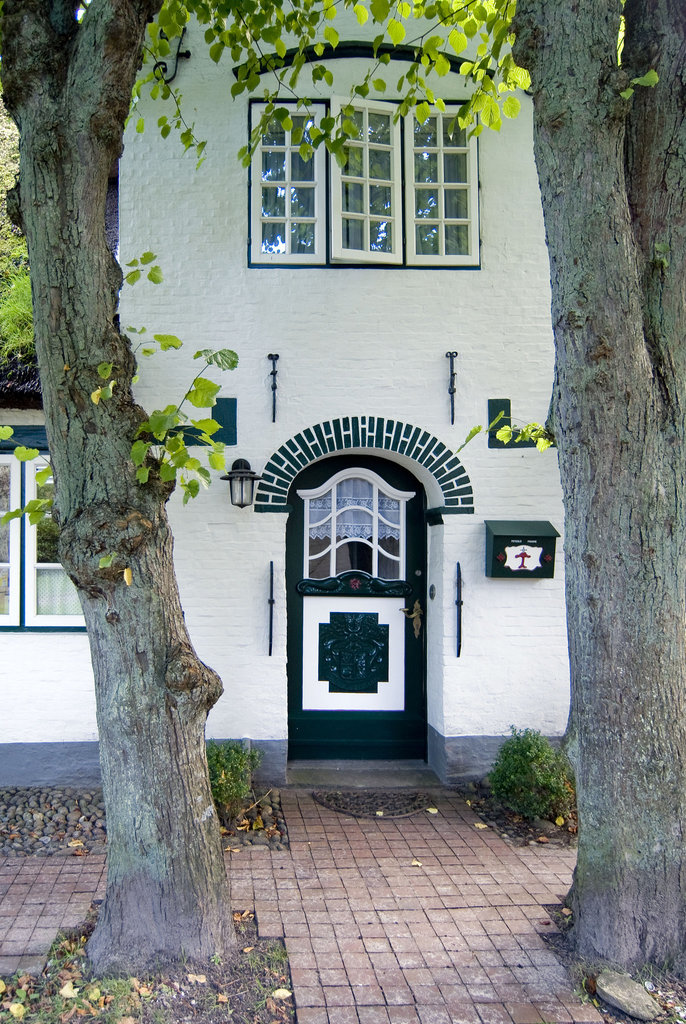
[{"xmin": 2, "ymin": 17, "xmax": 570, "ymax": 759}]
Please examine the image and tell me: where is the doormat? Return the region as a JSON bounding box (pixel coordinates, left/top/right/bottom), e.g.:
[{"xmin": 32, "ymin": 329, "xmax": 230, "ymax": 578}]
[{"xmin": 312, "ymin": 790, "xmax": 434, "ymax": 819}]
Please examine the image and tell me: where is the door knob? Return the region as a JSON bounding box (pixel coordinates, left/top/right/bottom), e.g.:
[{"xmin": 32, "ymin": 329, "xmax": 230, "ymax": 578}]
[{"xmin": 401, "ymin": 599, "xmax": 423, "ymax": 639}]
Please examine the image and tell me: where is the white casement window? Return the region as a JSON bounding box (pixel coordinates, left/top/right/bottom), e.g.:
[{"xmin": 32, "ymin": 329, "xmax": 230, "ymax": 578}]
[
  {"xmin": 250, "ymin": 99, "xmax": 479, "ymax": 267},
  {"xmin": 250, "ymin": 103, "xmax": 327, "ymax": 265},
  {"xmin": 330, "ymin": 99, "xmax": 403, "ymax": 265},
  {"xmin": 0, "ymin": 455, "xmax": 21, "ymax": 625},
  {"xmin": 0, "ymin": 455, "xmax": 84, "ymax": 628},
  {"xmin": 404, "ymin": 109, "xmax": 479, "ymax": 266},
  {"xmin": 298, "ymin": 467, "xmax": 415, "ymax": 580}
]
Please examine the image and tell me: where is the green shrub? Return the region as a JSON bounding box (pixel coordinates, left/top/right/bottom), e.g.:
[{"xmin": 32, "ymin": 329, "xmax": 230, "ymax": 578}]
[
  {"xmin": 0, "ymin": 268, "xmax": 34, "ymax": 364},
  {"xmin": 489, "ymin": 726, "xmax": 575, "ymax": 821},
  {"xmin": 206, "ymin": 740, "xmax": 262, "ymax": 825}
]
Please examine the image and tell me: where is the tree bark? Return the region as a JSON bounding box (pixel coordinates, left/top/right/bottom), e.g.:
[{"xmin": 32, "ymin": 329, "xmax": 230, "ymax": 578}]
[
  {"xmin": 1, "ymin": 0, "xmax": 234, "ymax": 973},
  {"xmin": 514, "ymin": 0, "xmax": 686, "ymax": 973}
]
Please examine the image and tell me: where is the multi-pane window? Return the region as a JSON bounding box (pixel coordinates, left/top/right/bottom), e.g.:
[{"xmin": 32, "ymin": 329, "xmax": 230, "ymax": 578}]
[
  {"xmin": 250, "ymin": 104, "xmax": 326, "ymax": 264},
  {"xmin": 298, "ymin": 468, "xmax": 415, "ymax": 580},
  {"xmin": 0, "ymin": 454, "xmax": 84, "ymax": 628},
  {"xmin": 250, "ymin": 99, "xmax": 479, "ymax": 267}
]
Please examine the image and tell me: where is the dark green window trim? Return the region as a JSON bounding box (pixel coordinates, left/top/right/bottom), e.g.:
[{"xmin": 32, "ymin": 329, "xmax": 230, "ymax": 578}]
[{"xmin": 487, "ymin": 398, "xmax": 538, "ymax": 449}]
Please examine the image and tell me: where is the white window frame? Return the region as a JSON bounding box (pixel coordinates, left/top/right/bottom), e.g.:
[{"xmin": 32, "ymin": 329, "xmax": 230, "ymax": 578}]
[
  {"xmin": 330, "ymin": 98, "xmax": 403, "ymax": 265},
  {"xmin": 250, "ymin": 102, "xmax": 327, "ymax": 265},
  {"xmin": 23, "ymin": 462, "xmax": 84, "ymax": 627},
  {"xmin": 298, "ymin": 467, "xmax": 415, "ymax": 580},
  {"xmin": 0, "ymin": 455, "xmax": 21, "ymax": 626},
  {"xmin": 404, "ymin": 105, "xmax": 479, "ymax": 267}
]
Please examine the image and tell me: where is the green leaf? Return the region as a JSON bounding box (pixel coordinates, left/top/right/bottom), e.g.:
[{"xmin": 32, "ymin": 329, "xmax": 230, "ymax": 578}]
[
  {"xmin": 190, "ymin": 418, "xmax": 221, "ymax": 435},
  {"xmin": 136, "ymin": 118, "xmax": 145, "ymax": 134},
  {"xmin": 154, "ymin": 333, "xmax": 183, "ymax": 350},
  {"xmin": 456, "ymin": 425, "xmax": 482, "ymax": 452},
  {"xmin": 186, "ymin": 377, "xmax": 221, "ymax": 408},
  {"xmin": 193, "ymin": 347, "xmax": 239, "ymax": 370},
  {"xmin": 14, "ymin": 446, "xmax": 39, "ymax": 462},
  {"xmin": 0, "ymin": 426, "xmax": 13, "ymax": 441},
  {"xmin": 448, "ymin": 29, "xmax": 467, "ymax": 55},
  {"xmin": 147, "ymin": 265, "xmax": 164, "ymax": 284},
  {"xmin": 159, "ymin": 461, "xmax": 178, "ymax": 482},
  {"xmin": 1, "ymin": 508, "xmax": 23, "ymax": 524},
  {"xmin": 620, "ymin": 87, "xmax": 635, "ymax": 99},
  {"xmin": 502, "ymin": 95, "xmax": 521, "ymax": 119},
  {"xmin": 99, "ymin": 554, "xmax": 115, "ymax": 568},
  {"xmin": 140, "ymin": 251, "xmax": 157, "ymax": 265},
  {"xmin": 387, "ymin": 18, "xmax": 406, "ymax": 45},
  {"xmin": 125, "ymin": 268, "xmax": 141, "ymax": 286},
  {"xmin": 324, "ymin": 25, "xmax": 339, "ymax": 48},
  {"xmin": 97, "ymin": 362, "xmax": 113, "ymax": 379},
  {"xmin": 434, "ymin": 53, "xmax": 450, "ymax": 77},
  {"xmin": 136, "ymin": 466, "xmax": 150, "ymax": 484},
  {"xmin": 35, "ymin": 466, "xmax": 52, "ymax": 486},
  {"xmin": 354, "ymin": 3, "xmax": 368, "ymax": 24},
  {"xmin": 416, "ymin": 101, "xmax": 431, "ymax": 125},
  {"xmin": 632, "ymin": 69, "xmax": 658, "ymax": 88},
  {"xmin": 147, "ymin": 406, "xmax": 180, "ymax": 437},
  {"xmin": 208, "ymin": 451, "xmax": 226, "ymax": 471},
  {"xmin": 130, "ymin": 440, "xmax": 151, "ymax": 466},
  {"xmin": 182, "ymin": 478, "xmax": 200, "ymax": 503},
  {"xmin": 495, "ymin": 425, "xmax": 513, "ymax": 444},
  {"xmin": 369, "ymin": 0, "xmax": 390, "ymax": 20}
]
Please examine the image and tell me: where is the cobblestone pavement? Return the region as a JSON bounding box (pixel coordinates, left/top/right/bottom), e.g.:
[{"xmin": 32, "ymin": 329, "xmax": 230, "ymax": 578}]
[{"xmin": 0, "ymin": 788, "xmax": 601, "ymax": 1024}]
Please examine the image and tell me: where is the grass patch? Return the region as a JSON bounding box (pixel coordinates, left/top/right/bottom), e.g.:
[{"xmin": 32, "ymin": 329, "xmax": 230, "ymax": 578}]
[{"xmin": 0, "ymin": 907, "xmax": 294, "ymax": 1024}]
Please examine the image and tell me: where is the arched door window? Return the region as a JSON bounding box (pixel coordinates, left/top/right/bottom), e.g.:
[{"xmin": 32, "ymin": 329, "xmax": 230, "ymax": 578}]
[{"xmin": 298, "ymin": 468, "xmax": 415, "ymax": 580}]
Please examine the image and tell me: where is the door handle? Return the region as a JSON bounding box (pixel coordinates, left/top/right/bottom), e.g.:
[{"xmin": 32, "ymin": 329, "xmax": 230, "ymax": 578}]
[{"xmin": 401, "ymin": 599, "xmax": 423, "ymax": 639}]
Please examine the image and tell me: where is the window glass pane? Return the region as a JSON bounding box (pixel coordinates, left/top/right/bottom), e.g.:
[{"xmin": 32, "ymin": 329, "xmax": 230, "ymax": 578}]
[
  {"xmin": 379, "ymin": 495, "xmax": 400, "ymax": 524},
  {"xmin": 378, "ymin": 551, "xmax": 401, "ymax": 580},
  {"xmin": 343, "ymin": 146, "xmax": 363, "ymax": 177},
  {"xmin": 414, "ymin": 117, "xmax": 437, "ymax": 148},
  {"xmin": 414, "ymin": 151, "xmax": 438, "ymax": 183},
  {"xmin": 347, "ymin": 108, "xmax": 364, "ymax": 138},
  {"xmin": 0, "ymin": 465, "xmax": 9, "ymax": 508},
  {"xmin": 337, "ymin": 478, "xmax": 372, "ymax": 507},
  {"xmin": 415, "ymin": 188, "xmax": 439, "ymax": 219},
  {"xmin": 370, "ymin": 220, "xmax": 393, "ymax": 253},
  {"xmin": 369, "ymin": 186, "xmax": 392, "ymax": 216},
  {"xmin": 444, "ymin": 152, "xmax": 468, "ymax": 183},
  {"xmin": 444, "ymin": 189, "xmax": 468, "ymax": 219},
  {"xmin": 369, "ymin": 148, "xmax": 391, "ymax": 181},
  {"xmin": 445, "ymin": 223, "xmax": 469, "ymax": 255},
  {"xmin": 291, "ymin": 151, "xmax": 314, "ymax": 182},
  {"xmin": 37, "ymin": 516, "xmax": 60, "ymax": 563},
  {"xmin": 262, "ymin": 119, "xmax": 285, "ymax": 145},
  {"xmin": 262, "ymin": 151, "xmax": 286, "ymax": 182},
  {"xmin": 36, "ymin": 567, "xmax": 82, "ymax": 616},
  {"xmin": 442, "ymin": 118, "xmax": 466, "ymax": 147},
  {"xmin": 262, "ymin": 186, "xmax": 285, "ymax": 219},
  {"xmin": 343, "ymin": 217, "xmax": 364, "ymax": 251},
  {"xmin": 291, "ymin": 186, "xmax": 315, "ymax": 218},
  {"xmin": 368, "ymin": 112, "xmax": 391, "ymax": 145},
  {"xmin": 262, "ymin": 222, "xmax": 286, "ymax": 255},
  {"xmin": 336, "ymin": 541, "xmax": 373, "ymax": 575},
  {"xmin": 309, "ymin": 493, "xmax": 332, "ymax": 525},
  {"xmin": 291, "ymin": 222, "xmax": 315, "ymax": 254},
  {"xmin": 342, "ymin": 182, "xmax": 364, "ymax": 214},
  {"xmin": 0, "ymin": 521, "xmax": 8, "ymax": 562},
  {"xmin": 308, "ymin": 535, "xmax": 331, "ymax": 579},
  {"xmin": 416, "ymin": 224, "xmax": 439, "ymax": 255},
  {"xmin": 0, "ymin": 568, "xmax": 8, "ymax": 614}
]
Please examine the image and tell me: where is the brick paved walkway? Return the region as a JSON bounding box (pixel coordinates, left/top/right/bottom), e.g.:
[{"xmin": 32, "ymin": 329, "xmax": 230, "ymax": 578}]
[{"xmin": 0, "ymin": 788, "xmax": 600, "ymax": 1024}]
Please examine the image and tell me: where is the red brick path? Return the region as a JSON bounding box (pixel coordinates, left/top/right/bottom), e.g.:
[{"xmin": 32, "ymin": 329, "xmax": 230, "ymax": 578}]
[{"xmin": 0, "ymin": 788, "xmax": 601, "ymax": 1024}]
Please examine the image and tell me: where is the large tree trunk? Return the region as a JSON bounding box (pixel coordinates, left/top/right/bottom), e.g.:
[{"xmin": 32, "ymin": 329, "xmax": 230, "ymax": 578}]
[
  {"xmin": 514, "ymin": 0, "xmax": 686, "ymax": 973},
  {"xmin": 2, "ymin": 0, "xmax": 234, "ymax": 973}
]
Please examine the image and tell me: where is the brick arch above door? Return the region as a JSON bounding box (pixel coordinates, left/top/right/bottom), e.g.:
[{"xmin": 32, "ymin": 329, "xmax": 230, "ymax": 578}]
[{"xmin": 254, "ymin": 416, "xmax": 474, "ymax": 514}]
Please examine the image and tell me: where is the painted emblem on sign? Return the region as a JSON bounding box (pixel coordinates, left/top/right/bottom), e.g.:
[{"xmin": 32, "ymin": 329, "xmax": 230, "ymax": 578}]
[
  {"xmin": 504, "ymin": 544, "xmax": 543, "ymax": 571},
  {"xmin": 319, "ymin": 612, "xmax": 389, "ymax": 693}
]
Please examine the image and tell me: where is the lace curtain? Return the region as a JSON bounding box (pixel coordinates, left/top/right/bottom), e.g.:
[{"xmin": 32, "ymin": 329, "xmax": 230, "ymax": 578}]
[{"xmin": 309, "ymin": 478, "xmax": 400, "ymax": 541}]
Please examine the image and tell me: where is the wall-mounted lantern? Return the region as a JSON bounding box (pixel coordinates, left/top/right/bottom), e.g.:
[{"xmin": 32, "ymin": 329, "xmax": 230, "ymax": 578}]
[
  {"xmin": 222, "ymin": 459, "xmax": 261, "ymax": 508},
  {"xmin": 485, "ymin": 520, "xmax": 560, "ymax": 578}
]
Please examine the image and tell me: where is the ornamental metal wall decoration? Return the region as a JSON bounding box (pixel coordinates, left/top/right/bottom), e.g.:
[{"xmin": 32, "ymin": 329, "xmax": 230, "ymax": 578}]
[
  {"xmin": 297, "ymin": 570, "xmax": 413, "ymax": 598},
  {"xmin": 318, "ymin": 611, "xmax": 390, "ymax": 693}
]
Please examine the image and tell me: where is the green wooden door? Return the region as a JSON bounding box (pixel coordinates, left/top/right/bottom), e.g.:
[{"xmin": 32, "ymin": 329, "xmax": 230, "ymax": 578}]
[{"xmin": 287, "ymin": 455, "xmax": 427, "ymax": 760}]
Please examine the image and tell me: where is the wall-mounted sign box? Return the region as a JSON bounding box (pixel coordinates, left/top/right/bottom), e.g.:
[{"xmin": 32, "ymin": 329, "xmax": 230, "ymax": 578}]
[{"xmin": 485, "ymin": 520, "xmax": 560, "ymax": 579}]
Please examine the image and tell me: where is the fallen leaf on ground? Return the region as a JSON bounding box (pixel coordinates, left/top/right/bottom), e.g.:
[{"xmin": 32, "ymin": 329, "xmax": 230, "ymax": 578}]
[
  {"xmin": 67, "ymin": 840, "xmax": 84, "ymax": 848},
  {"xmin": 411, "ymin": 858, "xmax": 422, "ymax": 867},
  {"xmin": 561, "ymin": 907, "xmax": 573, "ymax": 916},
  {"xmin": 474, "ymin": 823, "xmax": 489, "ymax": 830},
  {"xmin": 0, "ymin": 981, "xmax": 5, "ymax": 995},
  {"xmin": 59, "ymin": 982, "xmax": 79, "ymax": 999},
  {"xmin": 187, "ymin": 974, "xmax": 206, "ymax": 984},
  {"xmin": 537, "ymin": 835, "xmax": 549, "ymax": 843},
  {"xmin": 375, "ymin": 810, "xmax": 384, "ymax": 816},
  {"xmin": 9, "ymin": 1005, "xmax": 25, "ymax": 1020},
  {"xmin": 242, "ymin": 946, "xmax": 255, "ymax": 953},
  {"xmin": 555, "ymin": 816, "xmax": 565, "ymax": 826},
  {"xmin": 426, "ymin": 807, "xmax": 438, "ymax": 814},
  {"xmin": 217, "ymin": 994, "xmax": 229, "ymax": 1003},
  {"xmin": 272, "ymin": 989, "xmax": 292, "ymax": 999},
  {"xmin": 224, "ymin": 846, "xmax": 241, "ymax": 852}
]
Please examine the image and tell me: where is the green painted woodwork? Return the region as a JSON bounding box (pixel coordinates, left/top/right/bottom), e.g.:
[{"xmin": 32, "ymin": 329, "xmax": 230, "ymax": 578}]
[
  {"xmin": 484, "ymin": 520, "xmax": 560, "ymax": 578},
  {"xmin": 487, "ymin": 398, "xmax": 537, "ymax": 449},
  {"xmin": 287, "ymin": 454, "xmax": 427, "ymax": 760},
  {"xmin": 297, "ymin": 570, "xmax": 412, "ymax": 597},
  {"xmin": 255, "ymin": 416, "xmax": 474, "ymax": 514},
  {"xmin": 319, "ymin": 611, "xmax": 389, "ymax": 694}
]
